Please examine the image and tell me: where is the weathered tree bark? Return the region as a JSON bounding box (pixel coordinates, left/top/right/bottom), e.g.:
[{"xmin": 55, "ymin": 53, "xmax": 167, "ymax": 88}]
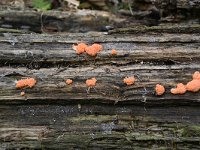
[
  {"xmin": 0, "ymin": 7, "xmax": 118, "ymax": 33},
  {"xmin": 1, "ymin": 105, "xmax": 200, "ymax": 149},
  {"xmin": 108, "ymin": 24, "xmax": 200, "ymax": 34},
  {"xmin": 0, "ymin": 25, "xmax": 200, "ymax": 149}
]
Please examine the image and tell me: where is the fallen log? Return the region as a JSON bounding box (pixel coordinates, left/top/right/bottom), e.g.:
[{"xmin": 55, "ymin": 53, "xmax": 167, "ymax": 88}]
[
  {"xmin": 0, "ymin": 27, "xmax": 200, "ymax": 149},
  {"xmin": 0, "ymin": 7, "xmax": 118, "ymax": 33},
  {"xmin": 0, "ymin": 105, "xmax": 200, "ymax": 149}
]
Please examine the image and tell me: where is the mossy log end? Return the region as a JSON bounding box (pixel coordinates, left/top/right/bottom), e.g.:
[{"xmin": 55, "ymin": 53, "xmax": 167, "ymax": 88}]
[{"xmin": 0, "ymin": 30, "xmax": 200, "ymax": 149}]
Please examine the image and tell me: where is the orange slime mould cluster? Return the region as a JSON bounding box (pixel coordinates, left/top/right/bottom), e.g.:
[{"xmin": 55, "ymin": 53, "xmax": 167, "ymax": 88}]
[
  {"xmin": 66, "ymin": 79, "xmax": 73, "ymax": 85},
  {"xmin": 155, "ymin": 84, "xmax": 165, "ymax": 95},
  {"xmin": 123, "ymin": 76, "xmax": 135, "ymax": 85},
  {"xmin": 16, "ymin": 78, "xmax": 37, "ymax": 89},
  {"xmin": 73, "ymin": 43, "xmax": 88, "ymax": 55},
  {"xmin": 86, "ymin": 78, "xmax": 97, "ymax": 87},
  {"xmin": 171, "ymin": 83, "xmax": 186, "ymax": 94},
  {"xmin": 91, "ymin": 43, "xmax": 103, "ymax": 52},
  {"xmin": 73, "ymin": 43, "xmax": 103, "ymax": 56},
  {"xmin": 111, "ymin": 49, "xmax": 117, "ymax": 55},
  {"xmin": 85, "ymin": 46, "xmax": 98, "ymax": 56},
  {"xmin": 192, "ymin": 71, "xmax": 200, "ymax": 80},
  {"xmin": 186, "ymin": 71, "xmax": 200, "ymax": 92},
  {"xmin": 85, "ymin": 43, "xmax": 103, "ymax": 56}
]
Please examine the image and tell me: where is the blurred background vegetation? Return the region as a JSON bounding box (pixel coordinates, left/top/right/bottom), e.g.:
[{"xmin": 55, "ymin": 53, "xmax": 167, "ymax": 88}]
[{"xmin": 1, "ymin": 0, "xmax": 199, "ymax": 22}]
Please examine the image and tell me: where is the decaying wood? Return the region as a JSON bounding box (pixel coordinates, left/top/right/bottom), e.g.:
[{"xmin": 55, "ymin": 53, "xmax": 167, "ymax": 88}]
[
  {"xmin": 0, "ymin": 26, "xmax": 200, "ymax": 149},
  {"xmin": 0, "ymin": 7, "xmax": 119, "ymax": 33},
  {"xmin": 108, "ymin": 24, "xmax": 200, "ymax": 34},
  {"xmin": 145, "ymin": 0, "xmax": 200, "ymax": 9},
  {"xmin": 0, "ymin": 105, "xmax": 200, "ymax": 149},
  {"xmin": 0, "ymin": 27, "xmax": 30, "ymax": 33},
  {"xmin": 120, "ymin": 0, "xmax": 200, "ymax": 23}
]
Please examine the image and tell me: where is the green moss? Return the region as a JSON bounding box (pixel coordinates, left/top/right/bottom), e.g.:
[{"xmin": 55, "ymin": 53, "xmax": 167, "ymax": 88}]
[
  {"xmin": 181, "ymin": 125, "xmax": 200, "ymax": 137},
  {"xmin": 70, "ymin": 115, "xmax": 117, "ymax": 122},
  {"xmin": 32, "ymin": 0, "xmax": 51, "ymax": 11},
  {"xmin": 70, "ymin": 115, "xmax": 153, "ymax": 124},
  {"xmin": 125, "ymin": 132, "xmax": 165, "ymax": 141},
  {"xmin": 78, "ymin": 2, "xmax": 92, "ymax": 9}
]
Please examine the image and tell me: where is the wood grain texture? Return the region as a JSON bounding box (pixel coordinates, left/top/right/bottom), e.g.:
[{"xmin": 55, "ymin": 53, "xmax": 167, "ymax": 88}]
[
  {"xmin": 0, "ymin": 105, "xmax": 200, "ymax": 149},
  {"xmin": 0, "ymin": 32, "xmax": 199, "ymax": 104},
  {"xmin": 0, "ymin": 30, "xmax": 200, "ymax": 149}
]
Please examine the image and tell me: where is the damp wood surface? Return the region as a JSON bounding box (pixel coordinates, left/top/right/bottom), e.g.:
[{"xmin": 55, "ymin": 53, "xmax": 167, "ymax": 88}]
[{"xmin": 0, "ymin": 28, "xmax": 200, "ymax": 149}]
